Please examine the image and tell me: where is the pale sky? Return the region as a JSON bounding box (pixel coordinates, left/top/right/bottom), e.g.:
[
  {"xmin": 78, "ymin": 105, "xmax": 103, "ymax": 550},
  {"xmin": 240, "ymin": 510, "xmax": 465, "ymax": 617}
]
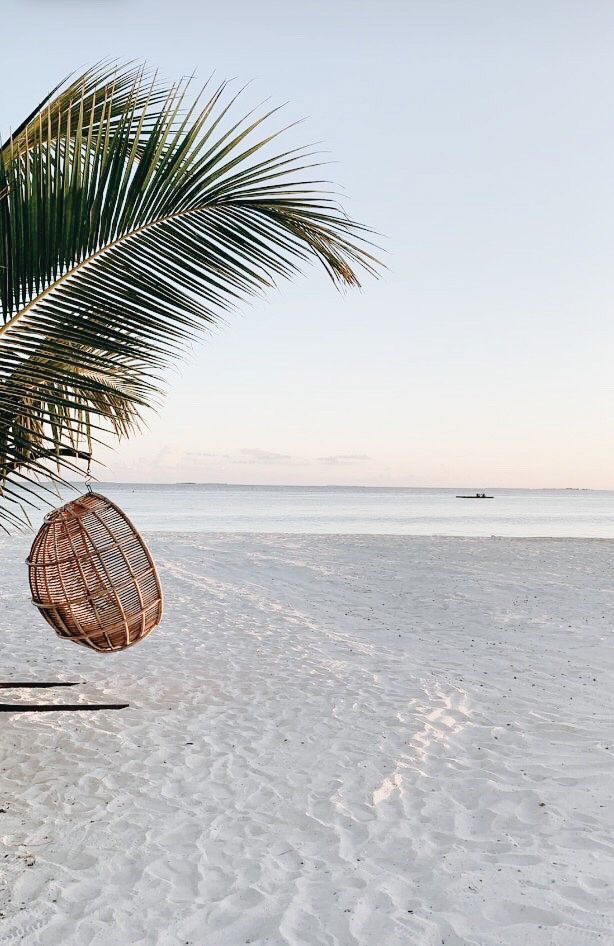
[{"xmin": 3, "ymin": 0, "xmax": 614, "ymax": 487}]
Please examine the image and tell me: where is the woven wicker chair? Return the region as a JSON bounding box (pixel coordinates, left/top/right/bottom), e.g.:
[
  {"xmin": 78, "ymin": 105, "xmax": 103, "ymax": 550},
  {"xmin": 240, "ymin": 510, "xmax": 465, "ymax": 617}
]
[{"xmin": 28, "ymin": 491, "xmax": 163, "ymax": 652}]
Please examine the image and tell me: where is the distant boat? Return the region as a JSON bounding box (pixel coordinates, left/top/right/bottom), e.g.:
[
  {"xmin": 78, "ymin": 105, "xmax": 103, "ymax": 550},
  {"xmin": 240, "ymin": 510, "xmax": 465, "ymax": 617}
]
[{"xmin": 456, "ymin": 493, "xmax": 494, "ymax": 499}]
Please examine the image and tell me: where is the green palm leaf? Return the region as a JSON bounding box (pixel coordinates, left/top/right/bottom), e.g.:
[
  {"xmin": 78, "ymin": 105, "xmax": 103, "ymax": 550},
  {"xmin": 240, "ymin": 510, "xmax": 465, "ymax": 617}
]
[{"xmin": 0, "ymin": 64, "xmax": 379, "ymax": 530}]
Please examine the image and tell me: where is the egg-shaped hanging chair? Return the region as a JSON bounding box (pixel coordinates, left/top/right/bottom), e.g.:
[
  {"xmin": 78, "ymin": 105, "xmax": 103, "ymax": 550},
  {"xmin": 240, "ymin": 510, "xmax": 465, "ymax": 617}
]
[{"xmin": 27, "ymin": 491, "xmax": 163, "ymax": 653}]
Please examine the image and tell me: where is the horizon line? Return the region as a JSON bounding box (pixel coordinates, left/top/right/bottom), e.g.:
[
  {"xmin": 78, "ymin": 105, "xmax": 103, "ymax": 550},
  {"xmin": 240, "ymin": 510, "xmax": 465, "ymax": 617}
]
[{"xmin": 67, "ymin": 481, "xmax": 607, "ymax": 492}]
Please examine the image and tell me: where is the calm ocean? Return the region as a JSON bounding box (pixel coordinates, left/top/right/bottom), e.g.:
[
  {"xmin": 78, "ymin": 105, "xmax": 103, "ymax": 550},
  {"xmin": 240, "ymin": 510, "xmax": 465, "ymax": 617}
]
[{"xmin": 23, "ymin": 483, "xmax": 614, "ymax": 537}]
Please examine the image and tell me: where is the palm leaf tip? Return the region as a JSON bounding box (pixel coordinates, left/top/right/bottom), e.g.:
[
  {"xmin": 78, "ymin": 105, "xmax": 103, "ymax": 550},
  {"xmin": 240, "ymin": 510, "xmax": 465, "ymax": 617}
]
[{"xmin": 0, "ymin": 61, "xmax": 381, "ymax": 528}]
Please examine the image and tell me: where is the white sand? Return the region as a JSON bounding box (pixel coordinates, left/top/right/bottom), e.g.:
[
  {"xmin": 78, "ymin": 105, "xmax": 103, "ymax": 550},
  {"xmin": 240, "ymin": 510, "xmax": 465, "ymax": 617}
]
[{"xmin": 0, "ymin": 534, "xmax": 613, "ymax": 946}]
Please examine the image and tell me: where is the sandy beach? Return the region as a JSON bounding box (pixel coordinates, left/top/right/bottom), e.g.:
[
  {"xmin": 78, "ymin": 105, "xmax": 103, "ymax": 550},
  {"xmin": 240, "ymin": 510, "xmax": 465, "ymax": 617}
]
[{"xmin": 1, "ymin": 533, "xmax": 613, "ymax": 945}]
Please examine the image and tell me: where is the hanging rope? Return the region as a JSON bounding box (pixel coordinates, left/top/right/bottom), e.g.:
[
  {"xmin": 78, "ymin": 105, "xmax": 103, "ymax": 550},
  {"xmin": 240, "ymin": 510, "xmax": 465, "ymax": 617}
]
[{"xmin": 85, "ymin": 453, "xmax": 93, "ymax": 493}]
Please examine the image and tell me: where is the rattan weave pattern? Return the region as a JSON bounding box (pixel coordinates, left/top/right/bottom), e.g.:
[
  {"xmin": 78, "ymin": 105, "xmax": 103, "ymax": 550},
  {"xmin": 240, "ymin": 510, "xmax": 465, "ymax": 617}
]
[{"xmin": 28, "ymin": 491, "xmax": 163, "ymax": 652}]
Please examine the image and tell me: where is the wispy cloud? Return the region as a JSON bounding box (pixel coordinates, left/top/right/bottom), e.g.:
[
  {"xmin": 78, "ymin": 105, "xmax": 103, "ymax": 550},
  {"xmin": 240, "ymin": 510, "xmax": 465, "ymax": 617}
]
[
  {"xmin": 236, "ymin": 448, "xmax": 297, "ymax": 464},
  {"xmin": 184, "ymin": 448, "xmax": 301, "ymax": 464},
  {"xmin": 185, "ymin": 448, "xmax": 370, "ymax": 466},
  {"xmin": 318, "ymin": 454, "xmax": 371, "ymax": 465}
]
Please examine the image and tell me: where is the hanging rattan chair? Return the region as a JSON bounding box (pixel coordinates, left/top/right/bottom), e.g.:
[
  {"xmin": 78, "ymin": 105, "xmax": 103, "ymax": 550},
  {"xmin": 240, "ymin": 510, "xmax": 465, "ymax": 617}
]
[{"xmin": 28, "ymin": 491, "xmax": 163, "ymax": 653}]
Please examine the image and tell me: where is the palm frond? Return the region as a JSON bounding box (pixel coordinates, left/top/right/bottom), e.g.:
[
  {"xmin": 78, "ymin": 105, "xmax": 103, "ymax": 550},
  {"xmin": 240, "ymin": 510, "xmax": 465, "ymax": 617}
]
[
  {"xmin": 0, "ymin": 64, "xmax": 380, "ymax": 529},
  {"xmin": 1, "ymin": 61, "xmax": 167, "ymax": 161}
]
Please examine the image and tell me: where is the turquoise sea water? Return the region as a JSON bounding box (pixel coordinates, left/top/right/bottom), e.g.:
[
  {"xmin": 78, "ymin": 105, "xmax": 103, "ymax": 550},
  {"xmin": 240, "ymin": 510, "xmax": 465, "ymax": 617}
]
[{"xmin": 23, "ymin": 483, "xmax": 614, "ymax": 537}]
